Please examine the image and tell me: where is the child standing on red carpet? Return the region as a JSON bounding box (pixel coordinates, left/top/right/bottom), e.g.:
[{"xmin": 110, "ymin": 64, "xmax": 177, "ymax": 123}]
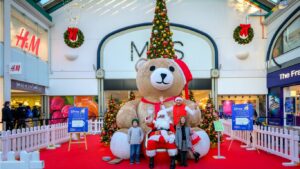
[
  {"xmin": 175, "ymin": 116, "xmax": 192, "ymax": 167},
  {"xmin": 128, "ymin": 118, "xmax": 144, "ymax": 164}
]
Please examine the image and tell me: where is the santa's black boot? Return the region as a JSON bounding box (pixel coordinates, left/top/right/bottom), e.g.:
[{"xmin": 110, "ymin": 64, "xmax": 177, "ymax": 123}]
[
  {"xmin": 193, "ymin": 152, "xmax": 200, "ymax": 163},
  {"xmin": 149, "ymin": 157, "xmax": 154, "ymax": 169},
  {"xmin": 170, "ymin": 156, "xmax": 176, "ymax": 169}
]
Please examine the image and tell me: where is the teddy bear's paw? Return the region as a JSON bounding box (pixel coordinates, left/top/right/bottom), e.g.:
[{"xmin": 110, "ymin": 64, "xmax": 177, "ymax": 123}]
[
  {"xmin": 110, "ymin": 130, "xmax": 130, "ymax": 159},
  {"xmin": 193, "ymin": 130, "xmax": 210, "ymax": 158}
]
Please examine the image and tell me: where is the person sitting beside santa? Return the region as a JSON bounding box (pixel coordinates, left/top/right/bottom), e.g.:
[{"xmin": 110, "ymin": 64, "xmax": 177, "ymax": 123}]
[
  {"xmin": 161, "ymin": 97, "xmax": 197, "ymax": 127},
  {"xmin": 145, "ymin": 109, "xmax": 177, "ymax": 169}
]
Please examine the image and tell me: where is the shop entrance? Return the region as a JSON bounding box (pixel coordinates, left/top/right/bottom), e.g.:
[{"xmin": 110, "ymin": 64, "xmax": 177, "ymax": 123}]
[
  {"xmin": 283, "ymin": 85, "xmax": 300, "ymax": 127},
  {"xmin": 10, "ymin": 90, "xmax": 44, "ymax": 128},
  {"xmin": 10, "ymin": 80, "xmax": 46, "ymax": 128}
]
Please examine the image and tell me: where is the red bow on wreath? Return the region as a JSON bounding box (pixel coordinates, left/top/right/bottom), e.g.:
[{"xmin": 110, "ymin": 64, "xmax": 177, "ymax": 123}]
[
  {"xmin": 67, "ymin": 27, "xmax": 79, "ymax": 41},
  {"xmin": 239, "ymin": 24, "xmax": 251, "ymax": 36}
]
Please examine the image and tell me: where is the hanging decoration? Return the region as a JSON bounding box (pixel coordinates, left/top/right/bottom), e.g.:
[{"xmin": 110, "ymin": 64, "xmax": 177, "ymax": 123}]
[
  {"xmin": 64, "ymin": 27, "xmax": 84, "ymax": 48},
  {"xmin": 63, "ymin": 0, "xmax": 84, "ymax": 48},
  {"xmin": 233, "ymin": 24, "xmax": 254, "ymax": 45}
]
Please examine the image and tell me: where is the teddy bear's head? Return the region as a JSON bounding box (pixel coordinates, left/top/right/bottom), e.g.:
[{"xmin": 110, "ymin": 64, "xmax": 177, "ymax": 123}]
[{"xmin": 135, "ymin": 58, "xmax": 186, "ymax": 98}]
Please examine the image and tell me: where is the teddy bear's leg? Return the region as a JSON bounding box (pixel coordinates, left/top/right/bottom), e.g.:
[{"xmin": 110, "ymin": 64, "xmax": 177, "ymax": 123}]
[
  {"xmin": 190, "ymin": 128, "xmax": 210, "ymax": 158},
  {"xmin": 110, "ymin": 129, "xmax": 130, "ymax": 159}
]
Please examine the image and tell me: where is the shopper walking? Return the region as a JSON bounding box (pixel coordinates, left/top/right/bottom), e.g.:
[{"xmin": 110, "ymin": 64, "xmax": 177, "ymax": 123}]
[
  {"xmin": 17, "ymin": 103, "xmax": 26, "ymax": 129},
  {"xmin": 2, "ymin": 101, "xmax": 14, "ymax": 131},
  {"xmin": 25, "ymin": 106, "xmax": 33, "ymax": 128},
  {"xmin": 32, "ymin": 106, "xmax": 40, "ymax": 126}
]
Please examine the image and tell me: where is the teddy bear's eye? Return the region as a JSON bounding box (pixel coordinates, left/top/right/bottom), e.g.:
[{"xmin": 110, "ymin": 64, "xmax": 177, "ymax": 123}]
[
  {"xmin": 150, "ymin": 66, "xmax": 156, "ymax": 71},
  {"xmin": 169, "ymin": 66, "xmax": 175, "ymax": 72}
]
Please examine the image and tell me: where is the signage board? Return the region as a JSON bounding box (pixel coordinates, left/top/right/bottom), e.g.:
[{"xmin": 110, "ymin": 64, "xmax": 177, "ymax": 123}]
[
  {"xmin": 232, "ymin": 104, "xmax": 254, "ymax": 131},
  {"xmin": 68, "ymin": 107, "xmax": 88, "ymax": 133}
]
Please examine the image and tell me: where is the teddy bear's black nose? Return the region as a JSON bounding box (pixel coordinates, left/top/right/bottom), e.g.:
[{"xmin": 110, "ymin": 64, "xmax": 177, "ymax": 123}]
[{"xmin": 161, "ymin": 73, "xmax": 167, "ymax": 80}]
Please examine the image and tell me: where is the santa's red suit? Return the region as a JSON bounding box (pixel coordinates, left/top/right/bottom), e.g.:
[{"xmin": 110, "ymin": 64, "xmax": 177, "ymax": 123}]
[{"xmin": 145, "ymin": 110, "xmax": 177, "ymax": 157}]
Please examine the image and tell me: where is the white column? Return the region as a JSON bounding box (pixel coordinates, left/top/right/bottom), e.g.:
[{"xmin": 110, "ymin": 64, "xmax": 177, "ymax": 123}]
[
  {"xmin": 3, "ymin": 0, "xmax": 11, "ymax": 102},
  {"xmin": 1, "ymin": 0, "xmax": 11, "ymax": 130},
  {"xmin": 0, "ymin": 78, "xmax": 4, "ymax": 130}
]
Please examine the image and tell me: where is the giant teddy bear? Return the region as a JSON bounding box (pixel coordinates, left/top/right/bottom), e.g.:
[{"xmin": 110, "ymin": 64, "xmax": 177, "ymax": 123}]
[{"xmin": 110, "ymin": 58, "xmax": 210, "ymax": 159}]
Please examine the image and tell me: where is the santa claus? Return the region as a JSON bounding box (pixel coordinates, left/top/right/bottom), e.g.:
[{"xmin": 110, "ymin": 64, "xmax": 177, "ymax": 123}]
[{"xmin": 145, "ymin": 109, "xmax": 177, "ymax": 169}]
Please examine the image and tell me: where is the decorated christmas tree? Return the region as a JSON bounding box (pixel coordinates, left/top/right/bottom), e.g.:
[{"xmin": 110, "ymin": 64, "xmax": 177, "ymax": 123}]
[
  {"xmin": 101, "ymin": 95, "xmax": 120, "ymax": 145},
  {"xmin": 128, "ymin": 91, "xmax": 135, "ymax": 101},
  {"xmin": 189, "ymin": 90, "xmax": 195, "ymax": 102},
  {"xmin": 199, "ymin": 98, "xmax": 220, "ymax": 144},
  {"xmin": 147, "ymin": 0, "xmax": 176, "ymax": 59}
]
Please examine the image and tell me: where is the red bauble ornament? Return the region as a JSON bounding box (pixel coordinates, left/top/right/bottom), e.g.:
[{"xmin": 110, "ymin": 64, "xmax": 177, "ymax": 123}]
[
  {"xmin": 163, "ymin": 41, "xmax": 168, "ymax": 46},
  {"xmin": 163, "ymin": 55, "xmax": 168, "ymax": 58}
]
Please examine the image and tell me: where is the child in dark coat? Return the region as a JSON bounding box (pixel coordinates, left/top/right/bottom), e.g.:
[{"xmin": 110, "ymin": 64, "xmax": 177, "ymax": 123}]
[{"xmin": 175, "ymin": 116, "xmax": 192, "ymax": 167}]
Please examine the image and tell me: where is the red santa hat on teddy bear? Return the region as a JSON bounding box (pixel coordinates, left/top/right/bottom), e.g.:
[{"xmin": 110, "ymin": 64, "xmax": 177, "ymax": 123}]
[{"xmin": 173, "ymin": 59, "xmax": 193, "ymax": 99}]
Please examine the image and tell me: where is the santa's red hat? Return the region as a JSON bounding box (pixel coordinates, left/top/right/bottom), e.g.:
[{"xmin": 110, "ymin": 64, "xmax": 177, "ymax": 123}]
[{"xmin": 173, "ymin": 59, "xmax": 193, "ymax": 99}]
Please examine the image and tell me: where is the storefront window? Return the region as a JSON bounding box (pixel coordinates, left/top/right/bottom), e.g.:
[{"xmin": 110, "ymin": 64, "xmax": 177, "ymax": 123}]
[
  {"xmin": 283, "ymin": 85, "xmax": 300, "ymax": 127},
  {"xmin": 104, "ymin": 90, "xmax": 211, "ymax": 110},
  {"xmin": 10, "ymin": 7, "xmax": 48, "ymax": 61},
  {"xmin": 272, "ymin": 16, "xmax": 300, "ymax": 58},
  {"xmin": 218, "ymin": 95, "xmax": 266, "ymax": 123}
]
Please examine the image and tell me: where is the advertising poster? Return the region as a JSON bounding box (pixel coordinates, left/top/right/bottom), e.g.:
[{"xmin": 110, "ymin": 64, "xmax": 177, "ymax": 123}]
[
  {"xmin": 68, "ymin": 107, "xmax": 88, "ymax": 133},
  {"xmin": 49, "ymin": 96, "xmax": 99, "ymax": 124},
  {"xmin": 223, "ymin": 100, "xmax": 234, "ymax": 115},
  {"xmin": 285, "ymin": 97, "xmax": 295, "ymax": 113},
  {"xmin": 286, "ymin": 114, "xmax": 294, "ymax": 126},
  {"xmin": 268, "ymin": 87, "xmax": 283, "ymax": 126},
  {"xmin": 232, "ymin": 104, "xmax": 254, "ymax": 131}
]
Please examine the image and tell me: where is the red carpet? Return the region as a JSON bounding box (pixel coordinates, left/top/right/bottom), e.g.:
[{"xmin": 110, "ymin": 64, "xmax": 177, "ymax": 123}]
[{"xmin": 40, "ymin": 135, "xmax": 300, "ymax": 169}]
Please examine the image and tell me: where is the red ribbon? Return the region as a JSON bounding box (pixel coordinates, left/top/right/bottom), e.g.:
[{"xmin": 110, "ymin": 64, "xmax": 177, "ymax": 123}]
[
  {"xmin": 141, "ymin": 96, "xmax": 176, "ymax": 119},
  {"xmin": 239, "ymin": 24, "xmax": 251, "ymax": 36},
  {"xmin": 67, "ymin": 27, "xmax": 79, "ymax": 41}
]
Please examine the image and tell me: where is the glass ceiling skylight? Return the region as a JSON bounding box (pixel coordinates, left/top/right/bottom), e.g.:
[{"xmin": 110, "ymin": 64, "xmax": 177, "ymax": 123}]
[{"xmin": 39, "ymin": 0, "xmax": 54, "ymax": 6}]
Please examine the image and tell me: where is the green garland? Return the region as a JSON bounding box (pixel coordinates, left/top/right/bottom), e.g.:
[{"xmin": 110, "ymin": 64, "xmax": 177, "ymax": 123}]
[
  {"xmin": 233, "ymin": 26, "xmax": 254, "ymax": 45},
  {"xmin": 64, "ymin": 28, "xmax": 84, "ymax": 48}
]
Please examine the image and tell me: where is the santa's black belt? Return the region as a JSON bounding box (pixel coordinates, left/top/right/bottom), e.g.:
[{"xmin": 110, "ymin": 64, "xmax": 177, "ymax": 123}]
[{"xmin": 151, "ymin": 128, "xmax": 170, "ymax": 132}]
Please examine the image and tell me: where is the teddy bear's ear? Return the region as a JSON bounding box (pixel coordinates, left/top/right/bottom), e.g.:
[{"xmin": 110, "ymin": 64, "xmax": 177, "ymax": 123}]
[{"xmin": 135, "ymin": 58, "xmax": 148, "ymax": 72}]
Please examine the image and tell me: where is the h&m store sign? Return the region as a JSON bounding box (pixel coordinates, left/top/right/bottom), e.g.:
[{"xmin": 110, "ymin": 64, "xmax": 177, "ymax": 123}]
[
  {"xmin": 102, "ymin": 25, "xmax": 215, "ymax": 79},
  {"xmin": 267, "ymin": 63, "xmax": 300, "ymax": 88},
  {"xmin": 15, "ymin": 28, "xmax": 41, "ymax": 56}
]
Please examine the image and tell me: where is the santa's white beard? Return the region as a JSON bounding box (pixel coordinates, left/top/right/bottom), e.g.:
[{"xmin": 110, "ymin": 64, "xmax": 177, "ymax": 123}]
[{"xmin": 155, "ymin": 117, "xmax": 170, "ymax": 130}]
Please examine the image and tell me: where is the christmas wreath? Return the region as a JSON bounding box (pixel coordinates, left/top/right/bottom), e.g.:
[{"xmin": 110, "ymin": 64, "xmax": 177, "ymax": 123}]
[
  {"xmin": 64, "ymin": 27, "xmax": 84, "ymax": 48},
  {"xmin": 233, "ymin": 24, "xmax": 254, "ymax": 45}
]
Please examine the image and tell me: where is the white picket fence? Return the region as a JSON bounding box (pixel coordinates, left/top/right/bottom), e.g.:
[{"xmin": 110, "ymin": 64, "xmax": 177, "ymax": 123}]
[
  {"xmin": 221, "ymin": 119, "xmax": 300, "ymax": 166},
  {"xmin": 88, "ymin": 118, "xmax": 103, "ymax": 135},
  {"xmin": 0, "ymin": 151, "xmax": 44, "ymax": 169},
  {"xmin": 0, "ymin": 118, "xmax": 104, "ymax": 160},
  {"xmin": 0, "ymin": 123, "xmax": 69, "ymax": 160}
]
